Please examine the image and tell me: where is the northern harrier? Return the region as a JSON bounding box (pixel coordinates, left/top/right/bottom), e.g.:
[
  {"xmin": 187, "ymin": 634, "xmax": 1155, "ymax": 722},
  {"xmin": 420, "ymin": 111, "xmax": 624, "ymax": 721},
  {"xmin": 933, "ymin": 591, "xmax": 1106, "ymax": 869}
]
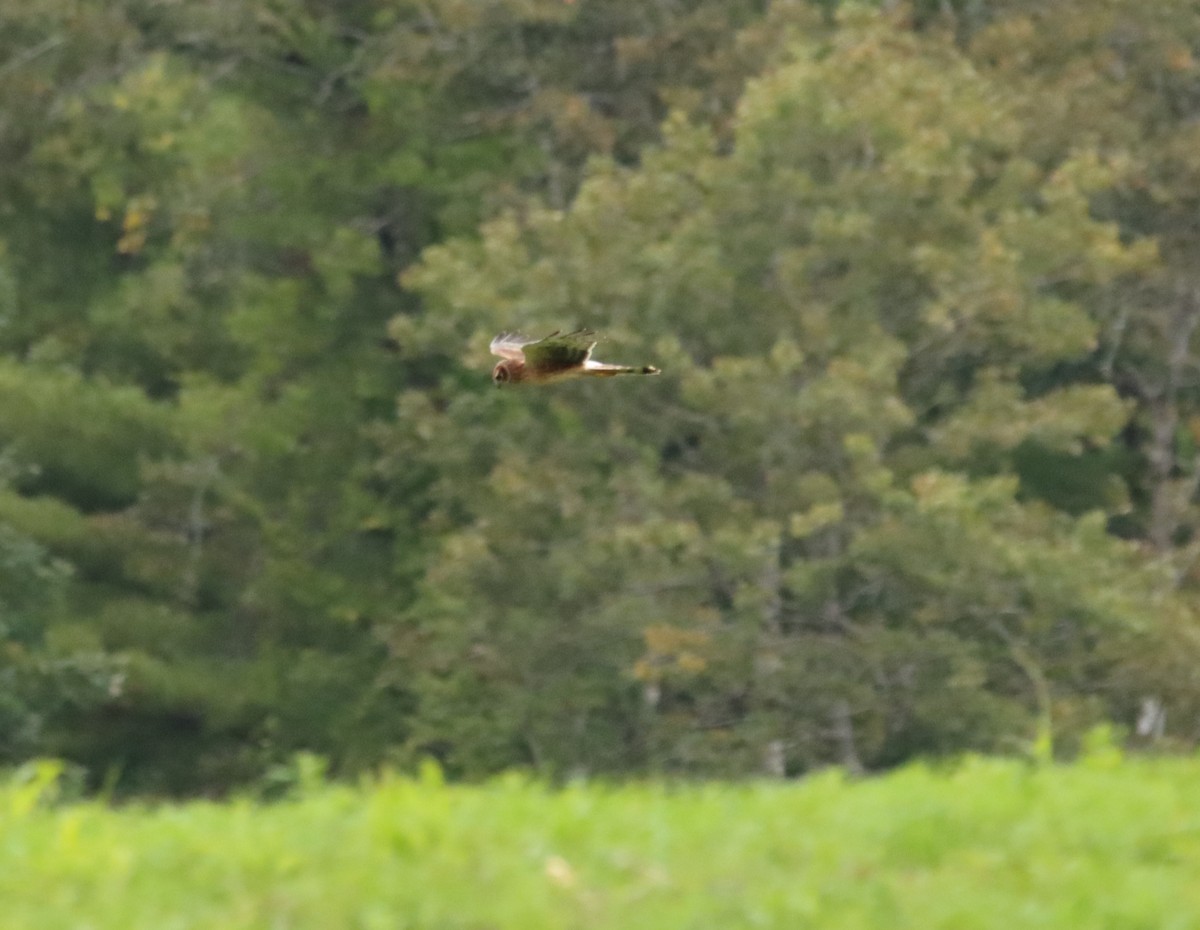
[{"xmin": 490, "ymin": 329, "xmax": 660, "ymax": 386}]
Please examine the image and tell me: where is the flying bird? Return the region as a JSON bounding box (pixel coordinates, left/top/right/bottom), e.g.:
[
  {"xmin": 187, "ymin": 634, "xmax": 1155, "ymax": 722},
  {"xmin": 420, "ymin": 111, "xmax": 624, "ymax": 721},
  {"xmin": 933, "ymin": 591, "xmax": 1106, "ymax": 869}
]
[{"xmin": 490, "ymin": 329, "xmax": 660, "ymax": 386}]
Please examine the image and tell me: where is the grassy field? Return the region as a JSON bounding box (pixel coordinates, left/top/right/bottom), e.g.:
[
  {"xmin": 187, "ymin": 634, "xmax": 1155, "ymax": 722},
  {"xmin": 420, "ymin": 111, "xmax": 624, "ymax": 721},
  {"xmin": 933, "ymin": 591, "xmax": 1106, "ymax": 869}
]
[{"xmin": 3, "ymin": 752, "xmax": 1199, "ymax": 929}]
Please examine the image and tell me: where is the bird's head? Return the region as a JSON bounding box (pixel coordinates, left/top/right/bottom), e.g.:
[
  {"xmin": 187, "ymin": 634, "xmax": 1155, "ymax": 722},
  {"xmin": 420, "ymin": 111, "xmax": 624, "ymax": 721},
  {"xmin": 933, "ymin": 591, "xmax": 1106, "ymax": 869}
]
[{"xmin": 492, "ymin": 360, "xmax": 516, "ymax": 387}]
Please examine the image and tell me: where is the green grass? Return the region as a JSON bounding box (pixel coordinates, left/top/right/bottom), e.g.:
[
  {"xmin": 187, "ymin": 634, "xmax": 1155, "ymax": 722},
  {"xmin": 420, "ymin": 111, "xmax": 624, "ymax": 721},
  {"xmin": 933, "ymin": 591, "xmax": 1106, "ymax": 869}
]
[{"xmin": 3, "ymin": 753, "xmax": 1200, "ymax": 929}]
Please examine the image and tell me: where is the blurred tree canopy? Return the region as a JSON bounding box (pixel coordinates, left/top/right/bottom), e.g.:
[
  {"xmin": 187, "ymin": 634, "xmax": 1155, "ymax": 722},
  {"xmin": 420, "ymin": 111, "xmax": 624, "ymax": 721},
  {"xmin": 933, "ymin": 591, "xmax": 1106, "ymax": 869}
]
[{"xmin": 2, "ymin": 0, "xmax": 1200, "ymax": 793}]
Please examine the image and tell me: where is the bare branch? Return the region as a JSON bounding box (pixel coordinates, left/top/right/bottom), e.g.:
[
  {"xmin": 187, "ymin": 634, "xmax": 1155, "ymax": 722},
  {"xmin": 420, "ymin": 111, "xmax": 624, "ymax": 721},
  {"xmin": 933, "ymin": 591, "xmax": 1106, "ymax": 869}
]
[{"xmin": 0, "ymin": 34, "xmax": 65, "ymax": 82}]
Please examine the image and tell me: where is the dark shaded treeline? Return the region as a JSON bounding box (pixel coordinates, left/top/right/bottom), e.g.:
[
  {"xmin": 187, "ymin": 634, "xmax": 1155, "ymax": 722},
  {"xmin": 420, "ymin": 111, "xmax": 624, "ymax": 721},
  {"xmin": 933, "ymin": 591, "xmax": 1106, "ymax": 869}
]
[{"xmin": 2, "ymin": 0, "xmax": 1199, "ymax": 794}]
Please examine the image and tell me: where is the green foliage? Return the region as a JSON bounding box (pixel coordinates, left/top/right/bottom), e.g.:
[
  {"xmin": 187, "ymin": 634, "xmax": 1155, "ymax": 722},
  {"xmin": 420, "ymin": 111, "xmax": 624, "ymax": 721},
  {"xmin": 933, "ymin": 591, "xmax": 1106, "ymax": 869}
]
[
  {"xmin": 4, "ymin": 755, "xmax": 1200, "ymax": 927},
  {"xmin": 2, "ymin": 0, "xmax": 1200, "ymax": 793},
  {"xmin": 390, "ymin": 8, "xmax": 1187, "ymax": 778}
]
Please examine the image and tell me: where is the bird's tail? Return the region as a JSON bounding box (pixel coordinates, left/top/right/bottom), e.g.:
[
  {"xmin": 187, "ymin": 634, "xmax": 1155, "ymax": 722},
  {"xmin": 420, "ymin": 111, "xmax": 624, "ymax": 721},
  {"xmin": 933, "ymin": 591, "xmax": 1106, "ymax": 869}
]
[{"xmin": 584, "ymin": 363, "xmax": 661, "ymax": 377}]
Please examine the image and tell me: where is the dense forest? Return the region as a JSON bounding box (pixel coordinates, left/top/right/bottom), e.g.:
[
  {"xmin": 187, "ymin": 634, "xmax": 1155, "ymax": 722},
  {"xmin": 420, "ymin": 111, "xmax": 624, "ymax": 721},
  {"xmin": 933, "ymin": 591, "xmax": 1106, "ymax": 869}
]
[{"xmin": 3, "ymin": 0, "xmax": 1200, "ymax": 795}]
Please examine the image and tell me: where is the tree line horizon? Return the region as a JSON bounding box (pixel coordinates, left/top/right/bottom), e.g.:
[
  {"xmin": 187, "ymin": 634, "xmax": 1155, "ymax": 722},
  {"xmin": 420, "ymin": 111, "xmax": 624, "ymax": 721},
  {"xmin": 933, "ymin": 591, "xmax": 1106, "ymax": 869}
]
[{"xmin": 2, "ymin": 0, "xmax": 1200, "ymax": 795}]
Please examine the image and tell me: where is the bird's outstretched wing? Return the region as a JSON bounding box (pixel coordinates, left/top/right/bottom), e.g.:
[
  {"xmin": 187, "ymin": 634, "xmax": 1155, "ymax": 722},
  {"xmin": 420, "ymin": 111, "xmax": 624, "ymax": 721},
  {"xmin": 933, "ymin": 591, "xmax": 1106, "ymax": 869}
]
[
  {"xmin": 520, "ymin": 329, "xmax": 597, "ymax": 374},
  {"xmin": 489, "ymin": 332, "xmax": 534, "ymax": 361}
]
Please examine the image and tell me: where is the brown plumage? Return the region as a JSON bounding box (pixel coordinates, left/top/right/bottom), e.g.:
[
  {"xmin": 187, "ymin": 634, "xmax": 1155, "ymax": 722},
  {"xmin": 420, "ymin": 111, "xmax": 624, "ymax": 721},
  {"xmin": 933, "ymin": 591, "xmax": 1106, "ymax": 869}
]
[{"xmin": 490, "ymin": 329, "xmax": 660, "ymax": 386}]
